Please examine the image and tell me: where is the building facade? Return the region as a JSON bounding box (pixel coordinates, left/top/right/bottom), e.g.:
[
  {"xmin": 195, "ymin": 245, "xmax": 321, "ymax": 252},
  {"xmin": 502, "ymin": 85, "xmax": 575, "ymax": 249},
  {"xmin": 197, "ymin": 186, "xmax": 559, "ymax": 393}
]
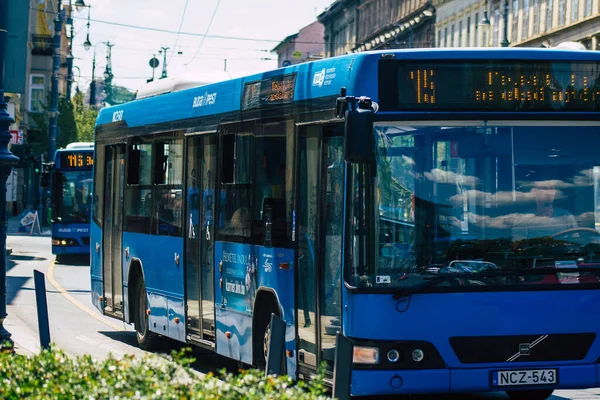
[
  {"xmin": 4, "ymin": 0, "xmax": 73, "ymax": 215},
  {"xmin": 435, "ymin": 0, "xmax": 600, "ymax": 49},
  {"xmin": 318, "ymin": 0, "xmax": 435, "ymax": 58},
  {"xmin": 272, "ymin": 21, "xmax": 325, "ymax": 68}
]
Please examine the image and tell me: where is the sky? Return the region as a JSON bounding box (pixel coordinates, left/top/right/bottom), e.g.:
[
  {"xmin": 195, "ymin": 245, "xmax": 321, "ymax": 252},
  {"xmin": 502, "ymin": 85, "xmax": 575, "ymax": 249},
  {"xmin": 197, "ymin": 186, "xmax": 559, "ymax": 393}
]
[{"xmin": 69, "ymin": 0, "xmax": 335, "ymax": 94}]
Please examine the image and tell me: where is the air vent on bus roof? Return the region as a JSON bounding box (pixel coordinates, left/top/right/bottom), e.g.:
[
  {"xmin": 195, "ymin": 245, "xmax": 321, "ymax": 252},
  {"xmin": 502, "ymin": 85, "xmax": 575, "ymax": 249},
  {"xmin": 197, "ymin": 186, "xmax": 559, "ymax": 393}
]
[
  {"xmin": 135, "ymin": 72, "xmax": 233, "ymax": 100},
  {"xmin": 552, "ymin": 41, "xmax": 587, "ymax": 50}
]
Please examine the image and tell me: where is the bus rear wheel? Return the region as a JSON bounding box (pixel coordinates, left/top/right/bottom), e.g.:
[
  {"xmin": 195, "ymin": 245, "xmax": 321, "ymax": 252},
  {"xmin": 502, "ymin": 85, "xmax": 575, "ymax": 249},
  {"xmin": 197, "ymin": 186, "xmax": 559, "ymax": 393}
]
[
  {"xmin": 254, "ymin": 304, "xmax": 280, "ymax": 372},
  {"xmin": 505, "ymin": 389, "xmax": 554, "ymax": 400},
  {"xmin": 134, "ymin": 278, "xmax": 158, "ymax": 351}
]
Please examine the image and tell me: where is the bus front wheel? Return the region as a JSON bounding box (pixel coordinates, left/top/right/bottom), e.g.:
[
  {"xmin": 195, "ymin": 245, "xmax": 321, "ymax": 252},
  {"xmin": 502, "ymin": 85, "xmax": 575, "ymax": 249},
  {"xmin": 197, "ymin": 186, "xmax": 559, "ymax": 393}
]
[
  {"xmin": 505, "ymin": 389, "xmax": 554, "ymax": 400},
  {"xmin": 134, "ymin": 278, "xmax": 158, "ymax": 351}
]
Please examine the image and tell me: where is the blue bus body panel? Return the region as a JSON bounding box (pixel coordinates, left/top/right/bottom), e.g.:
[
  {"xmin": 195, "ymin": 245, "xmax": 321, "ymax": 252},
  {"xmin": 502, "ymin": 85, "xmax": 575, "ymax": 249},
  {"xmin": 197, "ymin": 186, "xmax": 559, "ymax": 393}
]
[
  {"xmin": 122, "ymin": 233, "xmax": 185, "ymax": 341},
  {"xmin": 350, "ymin": 366, "xmax": 598, "ymax": 396},
  {"xmin": 95, "ymin": 57, "xmax": 355, "ymax": 128},
  {"xmin": 96, "ymin": 49, "xmax": 600, "ymax": 129},
  {"xmin": 90, "ymin": 220, "xmax": 102, "ymax": 312},
  {"xmin": 343, "ymin": 289, "xmax": 600, "ymax": 396},
  {"xmin": 214, "ymin": 241, "xmax": 296, "ymax": 375}
]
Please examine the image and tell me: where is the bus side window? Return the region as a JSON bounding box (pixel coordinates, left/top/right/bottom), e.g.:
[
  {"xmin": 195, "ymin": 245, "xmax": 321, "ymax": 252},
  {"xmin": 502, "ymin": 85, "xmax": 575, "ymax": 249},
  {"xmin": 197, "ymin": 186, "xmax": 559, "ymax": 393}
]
[
  {"xmin": 125, "ymin": 142, "xmax": 153, "ymax": 234},
  {"xmin": 253, "ymin": 120, "xmax": 293, "ymax": 243},
  {"xmin": 218, "ymin": 125, "xmax": 253, "ymax": 237}
]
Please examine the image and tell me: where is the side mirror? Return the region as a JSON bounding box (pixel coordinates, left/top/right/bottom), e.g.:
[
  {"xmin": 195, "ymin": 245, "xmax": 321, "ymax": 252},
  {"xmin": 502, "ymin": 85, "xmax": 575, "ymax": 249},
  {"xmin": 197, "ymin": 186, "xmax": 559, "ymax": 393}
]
[{"xmin": 344, "ymin": 96, "xmax": 376, "ymax": 164}]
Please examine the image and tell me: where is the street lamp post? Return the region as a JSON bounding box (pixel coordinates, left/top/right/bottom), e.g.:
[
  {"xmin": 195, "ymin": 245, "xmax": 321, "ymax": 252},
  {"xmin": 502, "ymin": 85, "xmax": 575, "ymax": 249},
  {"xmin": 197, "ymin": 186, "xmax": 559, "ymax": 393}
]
[
  {"xmin": 0, "ymin": 0, "xmax": 22, "ymax": 349},
  {"xmin": 88, "ymin": 41, "xmax": 113, "ymax": 108},
  {"xmin": 48, "ymin": 0, "xmax": 63, "ymax": 162},
  {"xmin": 478, "ymin": 0, "xmax": 491, "ymax": 47},
  {"xmin": 501, "ymin": 0, "xmax": 510, "ymax": 47}
]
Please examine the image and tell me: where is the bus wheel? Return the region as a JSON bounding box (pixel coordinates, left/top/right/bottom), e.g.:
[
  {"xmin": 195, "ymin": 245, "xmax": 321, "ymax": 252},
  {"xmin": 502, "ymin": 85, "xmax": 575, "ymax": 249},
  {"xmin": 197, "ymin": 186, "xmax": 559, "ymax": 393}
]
[
  {"xmin": 134, "ymin": 278, "xmax": 158, "ymax": 351},
  {"xmin": 505, "ymin": 389, "xmax": 554, "ymax": 400},
  {"xmin": 254, "ymin": 305, "xmax": 285, "ymax": 374}
]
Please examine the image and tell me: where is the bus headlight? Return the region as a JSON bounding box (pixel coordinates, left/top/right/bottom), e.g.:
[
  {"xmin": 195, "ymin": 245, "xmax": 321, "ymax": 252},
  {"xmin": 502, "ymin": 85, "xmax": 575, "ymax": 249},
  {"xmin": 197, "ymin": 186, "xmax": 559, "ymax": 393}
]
[
  {"xmin": 387, "ymin": 349, "xmax": 401, "ymax": 363},
  {"xmin": 411, "ymin": 349, "xmax": 425, "ymax": 362},
  {"xmin": 353, "ymin": 346, "xmax": 379, "ymax": 364},
  {"xmin": 52, "ymin": 240, "xmax": 61, "ymax": 246}
]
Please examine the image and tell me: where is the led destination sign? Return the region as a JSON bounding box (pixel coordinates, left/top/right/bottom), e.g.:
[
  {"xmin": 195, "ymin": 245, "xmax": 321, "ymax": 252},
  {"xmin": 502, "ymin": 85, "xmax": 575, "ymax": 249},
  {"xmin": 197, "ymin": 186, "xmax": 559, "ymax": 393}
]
[
  {"xmin": 378, "ymin": 59, "xmax": 600, "ymax": 111},
  {"xmin": 241, "ymin": 73, "xmax": 296, "ymax": 110},
  {"xmin": 60, "ymin": 151, "xmax": 94, "ymax": 169}
]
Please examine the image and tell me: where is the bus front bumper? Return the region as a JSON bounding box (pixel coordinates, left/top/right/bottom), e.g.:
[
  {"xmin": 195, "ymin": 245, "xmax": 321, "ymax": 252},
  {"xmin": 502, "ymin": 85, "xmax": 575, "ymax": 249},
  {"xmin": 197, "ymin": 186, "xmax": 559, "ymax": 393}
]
[
  {"xmin": 52, "ymin": 245, "xmax": 89, "ymax": 255},
  {"xmin": 350, "ymin": 364, "xmax": 599, "ymax": 396}
]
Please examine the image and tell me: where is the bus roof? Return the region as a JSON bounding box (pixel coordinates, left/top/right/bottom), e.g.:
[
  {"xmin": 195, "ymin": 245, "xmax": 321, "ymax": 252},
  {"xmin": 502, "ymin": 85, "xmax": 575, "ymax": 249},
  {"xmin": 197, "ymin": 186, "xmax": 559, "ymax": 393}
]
[
  {"xmin": 64, "ymin": 142, "xmax": 94, "ymax": 150},
  {"xmin": 95, "ymin": 48, "xmax": 600, "ymax": 129}
]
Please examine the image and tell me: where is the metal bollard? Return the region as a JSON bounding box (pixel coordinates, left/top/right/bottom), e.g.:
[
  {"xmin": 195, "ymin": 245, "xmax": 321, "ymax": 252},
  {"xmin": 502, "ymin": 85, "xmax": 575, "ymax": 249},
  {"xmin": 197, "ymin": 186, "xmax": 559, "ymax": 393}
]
[
  {"xmin": 332, "ymin": 332, "xmax": 353, "ymax": 400},
  {"xmin": 33, "ymin": 270, "xmax": 51, "ymax": 349},
  {"xmin": 265, "ymin": 313, "xmax": 286, "ymax": 376}
]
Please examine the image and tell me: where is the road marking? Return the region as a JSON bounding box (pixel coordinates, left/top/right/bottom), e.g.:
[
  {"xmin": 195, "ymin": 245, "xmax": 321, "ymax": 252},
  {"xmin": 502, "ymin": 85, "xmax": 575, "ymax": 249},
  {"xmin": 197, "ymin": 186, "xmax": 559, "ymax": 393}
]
[{"xmin": 46, "ymin": 257, "xmax": 126, "ymax": 332}]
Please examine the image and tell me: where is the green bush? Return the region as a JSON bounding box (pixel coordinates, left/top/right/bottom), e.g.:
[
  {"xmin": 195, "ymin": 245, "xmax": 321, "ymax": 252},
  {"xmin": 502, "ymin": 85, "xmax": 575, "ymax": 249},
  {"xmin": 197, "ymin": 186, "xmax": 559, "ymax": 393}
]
[{"xmin": 0, "ymin": 346, "xmax": 330, "ymax": 399}]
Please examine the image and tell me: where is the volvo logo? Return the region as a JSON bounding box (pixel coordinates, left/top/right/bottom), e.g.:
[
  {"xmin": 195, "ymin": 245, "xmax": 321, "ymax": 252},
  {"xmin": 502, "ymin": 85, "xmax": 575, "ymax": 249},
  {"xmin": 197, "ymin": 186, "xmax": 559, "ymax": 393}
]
[
  {"xmin": 518, "ymin": 343, "xmax": 531, "ymax": 356},
  {"xmin": 506, "ymin": 335, "xmax": 548, "ymax": 362}
]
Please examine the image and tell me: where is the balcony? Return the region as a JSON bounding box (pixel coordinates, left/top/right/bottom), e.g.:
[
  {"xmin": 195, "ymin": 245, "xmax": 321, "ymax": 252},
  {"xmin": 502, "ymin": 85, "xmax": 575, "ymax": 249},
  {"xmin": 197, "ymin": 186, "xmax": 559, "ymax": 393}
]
[{"xmin": 31, "ymin": 34, "xmax": 53, "ymax": 56}]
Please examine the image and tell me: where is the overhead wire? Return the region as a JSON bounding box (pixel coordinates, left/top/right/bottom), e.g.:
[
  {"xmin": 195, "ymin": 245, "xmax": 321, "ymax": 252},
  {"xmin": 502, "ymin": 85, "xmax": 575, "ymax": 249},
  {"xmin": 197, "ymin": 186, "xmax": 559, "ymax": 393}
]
[
  {"xmin": 184, "ymin": 0, "xmax": 221, "ymax": 66},
  {"xmin": 36, "ymin": 7, "xmax": 332, "ymax": 45},
  {"xmin": 168, "ymin": 0, "xmax": 189, "ymax": 65}
]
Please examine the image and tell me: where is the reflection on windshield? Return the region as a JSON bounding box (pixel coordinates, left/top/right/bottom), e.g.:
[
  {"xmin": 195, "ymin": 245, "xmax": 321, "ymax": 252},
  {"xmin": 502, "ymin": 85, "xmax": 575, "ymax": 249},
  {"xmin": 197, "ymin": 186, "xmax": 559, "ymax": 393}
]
[
  {"xmin": 347, "ymin": 122, "xmax": 600, "ymax": 290},
  {"xmin": 55, "ymin": 171, "xmax": 93, "ymax": 223}
]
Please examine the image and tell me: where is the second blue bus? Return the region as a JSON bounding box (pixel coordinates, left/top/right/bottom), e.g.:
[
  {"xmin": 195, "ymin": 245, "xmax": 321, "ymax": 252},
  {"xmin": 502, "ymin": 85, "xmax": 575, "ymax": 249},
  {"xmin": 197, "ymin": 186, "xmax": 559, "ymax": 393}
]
[{"xmin": 50, "ymin": 142, "xmax": 94, "ymax": 258}]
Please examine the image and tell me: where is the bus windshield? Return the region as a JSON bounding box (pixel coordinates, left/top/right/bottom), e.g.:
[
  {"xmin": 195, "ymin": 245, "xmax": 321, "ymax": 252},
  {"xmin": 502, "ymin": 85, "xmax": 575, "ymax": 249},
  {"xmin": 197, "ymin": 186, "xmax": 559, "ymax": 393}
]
[
  {"xmin": 54, "ymin": 170, "xmax": 93, "ymax": 223},
  {"xmin": 347, "ymin": 121, "xmax": 600, "ymax": 290}
]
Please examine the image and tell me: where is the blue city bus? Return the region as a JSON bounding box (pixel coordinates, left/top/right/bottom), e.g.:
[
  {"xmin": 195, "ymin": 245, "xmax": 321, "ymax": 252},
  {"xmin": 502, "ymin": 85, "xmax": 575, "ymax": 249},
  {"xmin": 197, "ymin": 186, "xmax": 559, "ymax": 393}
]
[
  {"xmin": 51, "ymin": 142, "xmax": 94, "ymax": 258},
  {"xmin": 91, "ymin": 48, "xmax": 600, "ymax": 399}
]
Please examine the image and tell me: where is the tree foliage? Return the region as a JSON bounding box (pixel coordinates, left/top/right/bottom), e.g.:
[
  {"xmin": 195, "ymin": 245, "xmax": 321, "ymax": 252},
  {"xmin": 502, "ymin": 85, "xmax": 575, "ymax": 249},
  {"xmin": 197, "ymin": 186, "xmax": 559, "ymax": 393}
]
[
  {"xmin": 111, "ymin": 85, "xmax": 136, "ymax": 104},
  {"xmin": 72, "ymin": 91, "xmax": 98, "ymax": 143},
  {"xmin": 27, "ymin": 93, "xmax": 98, "ymax": 155}
]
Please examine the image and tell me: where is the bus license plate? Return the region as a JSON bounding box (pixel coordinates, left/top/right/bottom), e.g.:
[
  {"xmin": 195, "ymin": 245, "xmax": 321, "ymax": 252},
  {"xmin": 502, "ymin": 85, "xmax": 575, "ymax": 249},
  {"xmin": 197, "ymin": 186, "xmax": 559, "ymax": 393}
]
[{"xmin": 491, "ymin": 369, "xmax": 557, "ymax": 387}]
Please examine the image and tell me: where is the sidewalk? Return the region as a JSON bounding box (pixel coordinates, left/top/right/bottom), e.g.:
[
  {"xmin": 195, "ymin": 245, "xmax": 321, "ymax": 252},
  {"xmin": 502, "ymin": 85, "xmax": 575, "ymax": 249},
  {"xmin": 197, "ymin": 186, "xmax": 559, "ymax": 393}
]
[{"xmin": 6, "ymin": 214, "xmax": 51, "ymax": 256}]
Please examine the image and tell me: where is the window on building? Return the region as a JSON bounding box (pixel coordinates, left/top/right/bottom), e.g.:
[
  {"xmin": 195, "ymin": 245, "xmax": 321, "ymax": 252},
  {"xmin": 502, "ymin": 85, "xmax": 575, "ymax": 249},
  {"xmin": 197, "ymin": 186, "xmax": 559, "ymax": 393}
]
[
  {"xmin": 558, "ymin": 0, "xmax": 566, "ymax": 26},
  {"xmin": 458, "ymin": 21, "xmax": 463, "ymax": 47},
  {"xmin": 522, "ymin": 0, "xmax": 530, "ymax": 39},
  {"xmin": 493, "ymin": 8, "xmax": 500, "ymax": 47},
  {"xmin": 29, "ymin": 75, "xmax": 45, "ymax": 113},
  {"xmin": 444, "ymin": 27, "xmax": 448, "ymax": 47},
  {"xmin": 585, "ymin": 0, "xmax": 591, "ymax": 16},
  {"xmin": 467, "ymin": 17, "xmax": 471, "ymax": 46},
  {"xmin": 438, "ymin": 30, "xmax": 442, "ymax": 47},
  {"xmin": 512, "ymin": 0, "xmax": 518, "ymax": 43},
  {"xmin": 474, "ymin": 13, "xmax": 479, "ymax": 46},
  {"xmin": 571, "ymin": 0, "xmax": 579, "ymax": 20},
  {"xmin": 533, "ymin": 0, "xmax": 540, "ymax": 33},
  {"xmin": 451, "ymin": 24, "xmax": 455, "ymax": 47},
  {"xmin": 546, "ymin": 0, "xmax": 553, "ymax": 31}
]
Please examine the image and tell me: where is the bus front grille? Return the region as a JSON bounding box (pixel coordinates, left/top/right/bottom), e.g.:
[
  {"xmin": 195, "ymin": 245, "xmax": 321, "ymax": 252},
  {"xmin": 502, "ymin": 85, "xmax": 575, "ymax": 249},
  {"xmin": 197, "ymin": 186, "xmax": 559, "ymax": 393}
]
[{"xmin": 449, "ymin": 333, "xmax": 596, "ymax": 364}]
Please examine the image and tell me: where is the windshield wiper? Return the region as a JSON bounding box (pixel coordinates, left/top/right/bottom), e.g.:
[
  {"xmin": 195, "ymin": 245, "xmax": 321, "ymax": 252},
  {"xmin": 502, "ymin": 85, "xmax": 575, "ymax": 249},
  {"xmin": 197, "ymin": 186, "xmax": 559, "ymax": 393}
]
[
  {"xmin": 392, "ymin": 275, "xmax": 461, "ymax": 299},
  {"xmin": 392, "ymin": 267, "xmax": 600, "ymax": 300}
]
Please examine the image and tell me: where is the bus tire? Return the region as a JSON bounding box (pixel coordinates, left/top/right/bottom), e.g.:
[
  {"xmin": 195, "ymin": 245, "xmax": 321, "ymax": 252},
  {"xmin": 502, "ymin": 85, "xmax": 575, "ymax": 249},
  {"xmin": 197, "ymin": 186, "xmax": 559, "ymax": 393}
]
[
  {"xmin": 505, "ymin": 389, "xmax": 554, "ymax": 400},
  {"xmin": 133, "ymin": 278, "xmax": 158, "ymax": 351},
  {"xmin": 254, "ymin": 302, "xmax": 280, "ymax": 372}
]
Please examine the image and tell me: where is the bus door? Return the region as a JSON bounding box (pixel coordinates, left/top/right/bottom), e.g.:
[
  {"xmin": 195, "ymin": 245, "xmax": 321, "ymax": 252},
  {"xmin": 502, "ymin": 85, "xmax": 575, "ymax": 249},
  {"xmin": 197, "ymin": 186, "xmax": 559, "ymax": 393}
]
[
  {"xmin": 102, "ymin": 144, "xmax": 126, "ymax": 318},
  {"xmin": 296, "ymin": 124, "xmax": 344, "ymax": 373},
  {"xmin": 185, "ymin": 134, "xmax": 217, "ymax": 342}
]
